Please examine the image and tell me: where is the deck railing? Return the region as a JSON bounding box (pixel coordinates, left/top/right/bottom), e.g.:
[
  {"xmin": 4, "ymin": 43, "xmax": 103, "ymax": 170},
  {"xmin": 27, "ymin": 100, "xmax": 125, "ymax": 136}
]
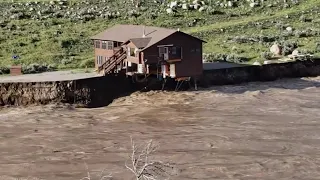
[{"xmin": 98, "ymin": 47, "xmax": 126, "ymax": 75}]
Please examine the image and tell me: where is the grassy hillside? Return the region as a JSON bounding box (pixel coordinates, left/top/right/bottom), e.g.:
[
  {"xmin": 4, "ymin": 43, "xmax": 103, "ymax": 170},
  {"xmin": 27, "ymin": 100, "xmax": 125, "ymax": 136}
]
[{"xmin": 0, "ymin": 0, "xmax": 319, "ymax": 70}]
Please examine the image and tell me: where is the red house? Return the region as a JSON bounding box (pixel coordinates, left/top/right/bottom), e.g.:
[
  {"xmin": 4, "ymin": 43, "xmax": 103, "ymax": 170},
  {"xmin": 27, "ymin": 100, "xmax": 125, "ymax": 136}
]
[{"xmin": 90, "ymin": 24, "xmax": 205, "ymax": 80}]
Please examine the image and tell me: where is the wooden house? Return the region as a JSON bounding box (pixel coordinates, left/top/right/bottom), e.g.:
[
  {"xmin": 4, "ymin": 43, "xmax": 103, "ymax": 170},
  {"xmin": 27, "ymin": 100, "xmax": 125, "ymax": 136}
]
[{"xmin": 90, "ymin": 24, "xmax": 205, "ymax": 80}]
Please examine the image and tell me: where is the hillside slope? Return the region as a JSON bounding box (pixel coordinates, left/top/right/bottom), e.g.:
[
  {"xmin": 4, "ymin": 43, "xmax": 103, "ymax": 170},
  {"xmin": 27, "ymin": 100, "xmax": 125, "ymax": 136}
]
[{"xmin": 0, "ymin": 0, "xmax": 319, "ymax": 69}]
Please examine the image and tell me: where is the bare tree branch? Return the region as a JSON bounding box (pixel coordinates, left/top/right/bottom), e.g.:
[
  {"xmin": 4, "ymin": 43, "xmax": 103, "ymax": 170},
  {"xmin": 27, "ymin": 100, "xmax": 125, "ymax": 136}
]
[
  {"xmin": 125, "ymin": 137, "xmax": 176, "ymax": 180},
  {"xmin": 80, "ymin": 162, "xmax": 112, "ymax": 180}
]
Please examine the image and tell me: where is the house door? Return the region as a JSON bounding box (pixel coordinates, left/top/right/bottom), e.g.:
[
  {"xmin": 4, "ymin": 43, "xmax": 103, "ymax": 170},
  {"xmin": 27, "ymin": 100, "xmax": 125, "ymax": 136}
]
[
  {"xmin": 170, "ymin": 64, "xmax": 176, "ymax": 78},
  {"xmin": 163, "ymin": 47, "xmax": 169, "ymax": 60}
]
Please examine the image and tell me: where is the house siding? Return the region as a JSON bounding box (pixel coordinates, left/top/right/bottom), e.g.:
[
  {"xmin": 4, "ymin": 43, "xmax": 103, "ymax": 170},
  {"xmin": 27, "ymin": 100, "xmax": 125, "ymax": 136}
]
[
  {"xmin": 125, "ymin": 42, "xmax": 140, "ymax": 64},
  {"xmin": 93, "ymin": 40, "xmax": 122, "ymax": 69},
  {"xmin": 142, "ymin": 32, "xmax": 203, "ymax": 78}
]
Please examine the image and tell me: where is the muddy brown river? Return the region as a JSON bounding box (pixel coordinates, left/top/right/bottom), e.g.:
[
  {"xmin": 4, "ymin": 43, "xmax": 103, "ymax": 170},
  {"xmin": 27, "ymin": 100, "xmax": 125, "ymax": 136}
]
[{"xmin": 0, "ymin": 77, "xmax": 320, "ymax": 180}]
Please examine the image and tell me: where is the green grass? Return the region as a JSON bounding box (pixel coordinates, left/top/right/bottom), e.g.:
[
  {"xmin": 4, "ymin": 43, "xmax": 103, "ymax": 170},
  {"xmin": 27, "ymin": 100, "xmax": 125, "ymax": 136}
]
[{"xmin": 0, "ymin": 0, "xmax": 319, "ymax": 68}]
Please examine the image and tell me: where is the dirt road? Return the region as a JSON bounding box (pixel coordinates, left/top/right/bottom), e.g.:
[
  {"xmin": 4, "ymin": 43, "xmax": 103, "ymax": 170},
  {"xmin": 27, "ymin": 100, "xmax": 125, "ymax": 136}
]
[{"xmin": 0, "ymin": 77, "xmax": 320, "ymax": 180}]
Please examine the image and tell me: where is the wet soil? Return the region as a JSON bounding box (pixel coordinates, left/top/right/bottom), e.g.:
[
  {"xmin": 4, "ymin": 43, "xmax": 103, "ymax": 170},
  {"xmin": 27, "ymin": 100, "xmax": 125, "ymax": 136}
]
[{"xmin": 0, "ymin": 77, "xmax": 320, "ymax": 180}]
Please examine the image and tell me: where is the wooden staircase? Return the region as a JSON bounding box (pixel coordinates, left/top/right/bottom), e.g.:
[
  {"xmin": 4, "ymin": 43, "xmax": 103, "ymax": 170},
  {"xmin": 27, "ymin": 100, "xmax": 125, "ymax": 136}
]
[{"xmin": 98, "ymin": 47, "xmax": 127, "ymax": 75}]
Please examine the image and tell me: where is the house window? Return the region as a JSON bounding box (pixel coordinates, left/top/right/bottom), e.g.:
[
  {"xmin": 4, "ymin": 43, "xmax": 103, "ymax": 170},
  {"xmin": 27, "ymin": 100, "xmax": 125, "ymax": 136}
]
[
  {"xmin": 130, "ymin": 48, "xmax": 135, "ymax": 57},
  {"xmin": 191, "ymin": 47, "xmax": 200, "ymax": 53},
  {"xmin": 95, "ymin": 41, "xmax": 100, "ymax": 48},
  {"xmin": 159, "ymin": 47, "xmax": 168, "ymax": 57},
  {"xmin": 172, "ymin": 47, "xmax": 177, "ymax": 55},
  {"xmin": 102, "ymin": 41, "xmax": 107, "ymax": 49},
  {"xmin": 96, "ymin": 56, "xmax": 103, "ymax": 66},
  {"xmin": 107, "ymin": 41, "xmax": 113, "ymax": 50}
]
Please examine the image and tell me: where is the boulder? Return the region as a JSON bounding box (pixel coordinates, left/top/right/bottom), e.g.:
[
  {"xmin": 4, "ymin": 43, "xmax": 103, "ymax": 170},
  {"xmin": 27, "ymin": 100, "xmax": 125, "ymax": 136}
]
[
  {"xmin": 182, "ymin": 3, "xmax": 189, "ymax": 9},
  {"xmin": 253, "ymin": 61, "xmax": 262, "ymax": 65},
  {"xmin": 286, "ymin": 26, "xmax": 293, "ymax": 32},
  {"xmin": 292, "ymin": 49, "xmax": 300, "ymax": 56},
  {"xmin": 270, "ymin": 44, "xmax": 282, "ymax": 56},
  {"xmin": 166, "ymin": 8, "xmax": 173, "ymax": 14},
  {"xmin": 250, "ymin": 2, "xmax": 258, "ymax": 7},
  {"xmin": 199, "ymin": 6, "xmax": 205, "ymax": 12},
  {"xmin": 169, "ymin": 1, "xmax": 178, "ymax": 8}
]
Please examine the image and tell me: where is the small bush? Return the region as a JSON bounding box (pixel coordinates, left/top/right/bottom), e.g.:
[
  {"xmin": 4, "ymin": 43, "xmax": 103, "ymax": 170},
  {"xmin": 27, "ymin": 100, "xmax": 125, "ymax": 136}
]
[
  {"xmin": 280, "ymin": 41, "xmax": 298, "ymax": 55},
  {"xmin": 61, "ymin": 58, "xmax": 73, "ymax": 65},
  {"xmin": 226, "ymin": 54, "xmax": 249, "ymax": 63},
  {"xmin": 203, "ymin": 53, "xmax": 248, "ymax": 63},
  {"xmin": 299, "ymin": 15, "xmax": 307, "ymax": 22},
  {"xmin": 22, "ymin": 63, "xmax": 56, "ymax": 74},
  {"xmin": 80, "ymin": 58, "xmax": 95, "ymax": 68},
  {"xmin": 315, "ymin": 42, "xmax": 320, "ymax": 53},
  {"xmin": 261, "ymin": 52, "xmax": 273, "ymax": 60},
  {"xmin": 0, "ymin": 66, "xmax": 10, "ymax": 75},
  {"xmin": 203, "ymin": 53, "xmax": 227, "ymax": 62}
]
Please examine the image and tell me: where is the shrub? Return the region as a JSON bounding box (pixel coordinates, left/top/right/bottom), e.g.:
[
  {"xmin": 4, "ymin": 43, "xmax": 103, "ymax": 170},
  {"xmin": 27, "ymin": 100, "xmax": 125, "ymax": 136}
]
[
  {"xmin": 80, "ymin": 58, "xmax": 95, "ymax": 68},
  {"xmin": 226, "ymin": 54, "xmax": 249, "ymax": 63},
  {"xmin": 316, "ymin": 42, "xmax": 320, "ymax": 53},
  {"xmin": 261, "ymin": 52, "xmax": 273, "ymax": 60},
  {"xmin": 299, "ymin": 15, "xmax": 307, "ymax": 22},
  {"xmin": 280, "ymin": 41, "xmax": 298, "ymax": 55},
  {"xmin": 61, "ymin": 58, "xmax": 73, "ymax": 65},
  {"xmin": 0, "ymin": 66, "xmax": 10, "ymax": 75},
  {"xmin": 203, "ymin": 53, "xmax": 227, "ymax": 62},
  {"xmin": 22, "ymin": 63, "xmax": 56, "ymax": 74},
  {"xmin": 203, "ymin": 53, "xmax": 248, "ymax": 63}
]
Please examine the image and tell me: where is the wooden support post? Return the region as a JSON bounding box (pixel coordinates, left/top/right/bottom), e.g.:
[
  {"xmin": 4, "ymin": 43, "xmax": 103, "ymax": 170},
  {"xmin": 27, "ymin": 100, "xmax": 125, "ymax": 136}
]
[
  {"xmin": 194, "ymin": 77, "xmax": 198, "ymax": 91},
  {"xmin": 161, "ymin": 78, "xmax": 167, "ymax": 91}
]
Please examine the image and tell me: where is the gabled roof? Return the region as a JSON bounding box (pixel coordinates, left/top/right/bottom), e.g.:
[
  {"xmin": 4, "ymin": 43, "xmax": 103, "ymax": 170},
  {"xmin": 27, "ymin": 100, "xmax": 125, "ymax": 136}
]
[
  {"xmin": 129, "ymin": 37, "xmax": 152, "ymax": 49},
  {"xmin": 90, "ymin": 24, "xmax": 205, "ymax": 50}
]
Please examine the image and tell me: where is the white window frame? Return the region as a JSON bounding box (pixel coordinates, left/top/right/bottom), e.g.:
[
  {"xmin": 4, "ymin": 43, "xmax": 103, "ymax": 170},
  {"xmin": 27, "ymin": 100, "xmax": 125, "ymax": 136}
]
[
  {"xmin": 159, "ymin": 47, "xmax": 165, "ymax": 57},
  {"xmin": 101, "ymin": 41, "xmax": 107, "ymax": 49},
  {"xmin": 107, "ymin": 41, "xmax": 113, "ymax": 50},
  {"xmin": 96, "ymin": 56, "xmax": 103, "ymax": 66},
  {"xmin": 159, "ymin": 47, "xmax": 168, "ymax": 57},
  {"xmin": 95, "ymin": 40, "xmax": 100, "ymax": 48}
]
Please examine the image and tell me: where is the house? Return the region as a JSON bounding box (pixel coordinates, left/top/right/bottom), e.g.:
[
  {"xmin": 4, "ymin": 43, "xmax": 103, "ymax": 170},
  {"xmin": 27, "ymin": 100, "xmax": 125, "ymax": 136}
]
[{"xmin": 90, "ymin": 24, "xmax": 205, "ymax": 79}]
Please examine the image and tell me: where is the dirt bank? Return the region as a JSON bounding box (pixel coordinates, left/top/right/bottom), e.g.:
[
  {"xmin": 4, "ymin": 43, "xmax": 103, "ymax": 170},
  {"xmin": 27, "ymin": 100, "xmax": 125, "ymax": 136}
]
[
  {"xmin": 200, "ymin": 59, "xmax": 320, "ymax": 86},
  {"xmin": 0, "ymin": 75, "xmax": 136, "ymax": 107}
]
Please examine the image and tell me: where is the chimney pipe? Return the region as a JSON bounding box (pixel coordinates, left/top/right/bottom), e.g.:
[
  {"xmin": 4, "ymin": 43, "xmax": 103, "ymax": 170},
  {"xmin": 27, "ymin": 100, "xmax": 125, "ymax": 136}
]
[{"xmin": 142, "ymin": 26, "xmax": 146, "ymax": 38}]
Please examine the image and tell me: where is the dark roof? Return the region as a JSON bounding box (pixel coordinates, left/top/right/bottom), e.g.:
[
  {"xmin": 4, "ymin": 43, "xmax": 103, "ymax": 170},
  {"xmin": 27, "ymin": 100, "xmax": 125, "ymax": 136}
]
[
  {"xmin": 91, "ymin": 24, "xmax": 205, "ymax": 50},
  {"xmin": 130, "ymin": 37, "xmax": 152, "ymax": 48}
]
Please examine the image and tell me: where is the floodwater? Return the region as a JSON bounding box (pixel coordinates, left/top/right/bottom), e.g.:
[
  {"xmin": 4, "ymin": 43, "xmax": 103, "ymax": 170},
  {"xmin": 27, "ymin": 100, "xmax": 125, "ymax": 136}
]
[{"xmin": 0, "ymin": 77, "xmax": 320, "ymax": 180}]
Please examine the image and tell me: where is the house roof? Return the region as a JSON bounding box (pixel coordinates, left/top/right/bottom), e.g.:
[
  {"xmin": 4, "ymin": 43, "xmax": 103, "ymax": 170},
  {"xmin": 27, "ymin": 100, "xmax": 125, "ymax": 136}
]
[
  {"xmin": 90, "ymin": 24, "xmax": 205, "ymax": 50},
  {"xmin": 129, "ymin": 37, "xmax": 152, "ymax": 48}
]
